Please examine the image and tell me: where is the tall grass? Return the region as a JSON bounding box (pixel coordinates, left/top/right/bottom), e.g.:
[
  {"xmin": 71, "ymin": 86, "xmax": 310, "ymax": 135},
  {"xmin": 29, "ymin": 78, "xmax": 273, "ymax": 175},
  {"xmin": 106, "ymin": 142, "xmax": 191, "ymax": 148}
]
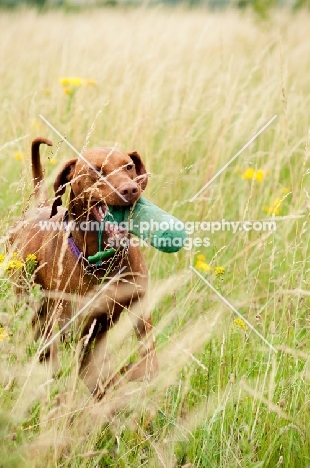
[{"xmin": 0, "ymin": 7, "xmax": 310, "ymax": 467}]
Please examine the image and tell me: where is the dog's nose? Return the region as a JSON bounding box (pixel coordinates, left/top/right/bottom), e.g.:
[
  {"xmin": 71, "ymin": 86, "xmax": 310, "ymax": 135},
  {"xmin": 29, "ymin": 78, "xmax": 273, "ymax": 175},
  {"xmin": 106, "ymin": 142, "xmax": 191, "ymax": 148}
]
[{"xmin": 120, "ymin": 183, "xmax": 139, "ymax": 200}]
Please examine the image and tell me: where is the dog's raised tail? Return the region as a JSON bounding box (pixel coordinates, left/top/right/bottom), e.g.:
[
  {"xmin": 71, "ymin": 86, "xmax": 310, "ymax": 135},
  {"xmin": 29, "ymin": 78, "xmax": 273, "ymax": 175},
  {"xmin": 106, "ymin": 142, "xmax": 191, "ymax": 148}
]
[{"xmin": 32, "ymin": 137, "xmax": 53, "ymax": 206}]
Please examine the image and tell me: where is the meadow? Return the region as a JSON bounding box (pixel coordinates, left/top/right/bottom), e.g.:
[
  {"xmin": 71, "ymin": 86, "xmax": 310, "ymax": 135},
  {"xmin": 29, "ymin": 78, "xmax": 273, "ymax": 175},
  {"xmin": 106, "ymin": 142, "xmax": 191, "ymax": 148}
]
[{"xmin": 0, "ymin": 6, "xmax": 310, "ymax": 467}]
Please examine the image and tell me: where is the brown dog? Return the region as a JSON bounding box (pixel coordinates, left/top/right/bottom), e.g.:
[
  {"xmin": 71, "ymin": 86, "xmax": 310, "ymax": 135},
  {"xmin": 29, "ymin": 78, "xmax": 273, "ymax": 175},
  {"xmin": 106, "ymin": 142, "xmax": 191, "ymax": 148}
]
[{"xmin": 8, "ymin": 137, "xmax": 157, "ymax": 398}]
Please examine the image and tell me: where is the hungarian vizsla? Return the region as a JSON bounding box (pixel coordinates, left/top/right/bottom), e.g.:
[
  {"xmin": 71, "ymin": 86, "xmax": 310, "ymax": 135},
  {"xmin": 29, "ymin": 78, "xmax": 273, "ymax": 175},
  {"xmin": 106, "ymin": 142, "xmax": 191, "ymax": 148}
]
[{"xmin": 8, "ymin": 137, "xmax": 157, "ymax": 398}]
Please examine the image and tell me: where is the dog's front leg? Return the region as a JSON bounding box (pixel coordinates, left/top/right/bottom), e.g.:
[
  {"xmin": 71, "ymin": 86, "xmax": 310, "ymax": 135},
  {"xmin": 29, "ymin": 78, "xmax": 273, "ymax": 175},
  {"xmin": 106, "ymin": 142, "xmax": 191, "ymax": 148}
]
[
  {"xmin": 32, "ymin": 298, "xmax": 60, "ymax": 376},
  {"xmin": 79, "ymin": 330, "xmax": 117, "ymax": 399},
  {"xmin": 126, "ymin": 304, "xmax": 158, "ymax": 381}
]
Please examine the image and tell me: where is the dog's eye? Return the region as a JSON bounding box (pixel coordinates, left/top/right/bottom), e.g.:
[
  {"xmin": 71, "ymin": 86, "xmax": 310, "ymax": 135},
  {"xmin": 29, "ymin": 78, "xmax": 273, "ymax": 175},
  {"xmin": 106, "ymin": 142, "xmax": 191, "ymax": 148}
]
[
  {"xmin": 126, "ymin": 164, "xmax": 134, "ymax": 171},
  {"xmin": 94, "ymin": 167, "xmax": 105, "ymax": 175}
]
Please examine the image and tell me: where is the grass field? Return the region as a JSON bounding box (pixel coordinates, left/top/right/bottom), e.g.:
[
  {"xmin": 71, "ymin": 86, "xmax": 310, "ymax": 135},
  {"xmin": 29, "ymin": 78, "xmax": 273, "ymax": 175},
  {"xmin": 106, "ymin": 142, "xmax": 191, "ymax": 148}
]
[{"xmin": 1, "ymin": 6, "xmax": 310, "ymax": 467}]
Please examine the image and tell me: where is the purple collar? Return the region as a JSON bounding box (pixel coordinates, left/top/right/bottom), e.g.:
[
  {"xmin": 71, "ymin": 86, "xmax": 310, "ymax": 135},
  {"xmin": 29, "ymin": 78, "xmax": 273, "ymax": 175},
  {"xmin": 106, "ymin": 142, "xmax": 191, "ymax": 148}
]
[
  {"xmin": 62, "ymin": 211, "xmax": 128, "ymax": 276},
  {"xmin": 63, "ymin": 211, "xmax": 84, "ymax": 262}
]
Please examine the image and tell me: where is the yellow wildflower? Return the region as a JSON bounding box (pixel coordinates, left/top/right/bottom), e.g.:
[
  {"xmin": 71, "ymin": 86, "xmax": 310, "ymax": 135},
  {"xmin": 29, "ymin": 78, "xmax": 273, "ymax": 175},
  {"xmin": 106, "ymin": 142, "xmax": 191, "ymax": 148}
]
[
  {"xmin": 26, "ymin": 254, "xmax": 37, "ymax": 262},
  {"xmin": 68, "ymin": 77, "xmax": 83, "ymax": 86},
  {"xmin": 215, "ymin": 266, "xmax": 225, "ymax": 276},
  {"xmin": 282, "ymin": 187, "xmax": 290, "ymax": 194},
  {"xmin": 196, "ymin": 261, "xmax": 211, "ymax": 272},
  {"xmin": 49, "ymin": 158, "xmax": 56, "ymax": 165},
  {"xmin": 85, "ymin": 78, "xmax": 97, "ymax": 86},
  {"xmin": 195, "ymin": 254, "xmax": 211, "ymax": 272},
  {"xmin": 254, "ymin": 170, "xmax": 265, "ymax": 182},
  {"xmin": 197, "ymin": 254, "xmax": 206, "ymax": 261},
  {"xmin": 0, "ymin": 254, "xmax": 5, "ymax": 263},
  {"xmin": 14, "ymin": 152, "xmax": 24, "ymax": 161},
  {"xmin": 6, "ymin": 259, "xmax": 24, "ymax": 271},
  {"xmin": 44, "ymin": 88, "xmax": 51, "ymax": 95},
  {"xmin": 63, "ymin": 87, "xmax": 73, "ymax": 95},
  {"xmin": 59, "ymin": 77, "xmax": 84, "ymax": 87},
  {"xmin": 0, "ymin": 327, "xmax": 9, "ymax": 341},
  {"xmin": 242, "ymin": 168, "xmax": 265, "ymax": 182},
  {"xmin": 59, "ymin": 77, "xmax": 69, "ymax": 86},
  {"xmin": 6, "ymin": 252, "xmax": 24, "ymax": 271},
  {"xmin": 242, "ymin": 168, "xmax": 254, "ymax": 179},
  {"xmin": 234, "ymin": 318, "xmax": 248, "ymax": 330},
  {"xmin": 264, "ymin": 197, "xmax": 282, "ymax": 215}
]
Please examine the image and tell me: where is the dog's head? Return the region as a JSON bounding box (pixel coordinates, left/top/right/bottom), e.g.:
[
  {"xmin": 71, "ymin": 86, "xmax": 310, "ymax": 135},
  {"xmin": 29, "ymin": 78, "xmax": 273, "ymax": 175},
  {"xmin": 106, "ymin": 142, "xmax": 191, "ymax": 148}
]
[{"xmin": 51, "ymin": 147, "xmax": 148, "ymax": 220}]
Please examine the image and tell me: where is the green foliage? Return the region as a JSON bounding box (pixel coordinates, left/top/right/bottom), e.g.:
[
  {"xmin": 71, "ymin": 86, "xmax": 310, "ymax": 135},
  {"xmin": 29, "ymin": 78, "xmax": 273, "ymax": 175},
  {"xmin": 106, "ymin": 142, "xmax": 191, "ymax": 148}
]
[
  {"xmin": 237, "ymin": 0, "xmax": 277, "ymax": 18},
  {"xmin": 1, "ymin": 0, "xmax": 310, "ymax": 11},
  {"xmin": 292, "ymin": 0, "xmax": 310, "ymax": 9},
  {"xmin": 0, "ymin": 415, "xmax": 26, "ymax": 468}
]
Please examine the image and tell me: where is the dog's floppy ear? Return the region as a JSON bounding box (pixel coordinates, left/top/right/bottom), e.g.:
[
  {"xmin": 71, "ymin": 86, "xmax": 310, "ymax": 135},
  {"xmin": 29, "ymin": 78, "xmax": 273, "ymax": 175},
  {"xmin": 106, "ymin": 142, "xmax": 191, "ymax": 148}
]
[
  {"xmin": 50, "ymin": 159, "xmax": 77, "ymax": 218},
  {"xmin": 128, "ymin": 151, "xmax": 148, "ymax": 191}
]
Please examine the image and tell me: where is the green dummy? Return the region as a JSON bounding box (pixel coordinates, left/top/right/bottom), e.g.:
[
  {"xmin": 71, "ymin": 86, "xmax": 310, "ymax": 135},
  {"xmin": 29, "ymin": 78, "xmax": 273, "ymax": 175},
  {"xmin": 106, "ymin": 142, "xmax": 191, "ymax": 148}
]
[{"xmin": 88, "ymin": 197, "xmax": 187, "ymax": 263}]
